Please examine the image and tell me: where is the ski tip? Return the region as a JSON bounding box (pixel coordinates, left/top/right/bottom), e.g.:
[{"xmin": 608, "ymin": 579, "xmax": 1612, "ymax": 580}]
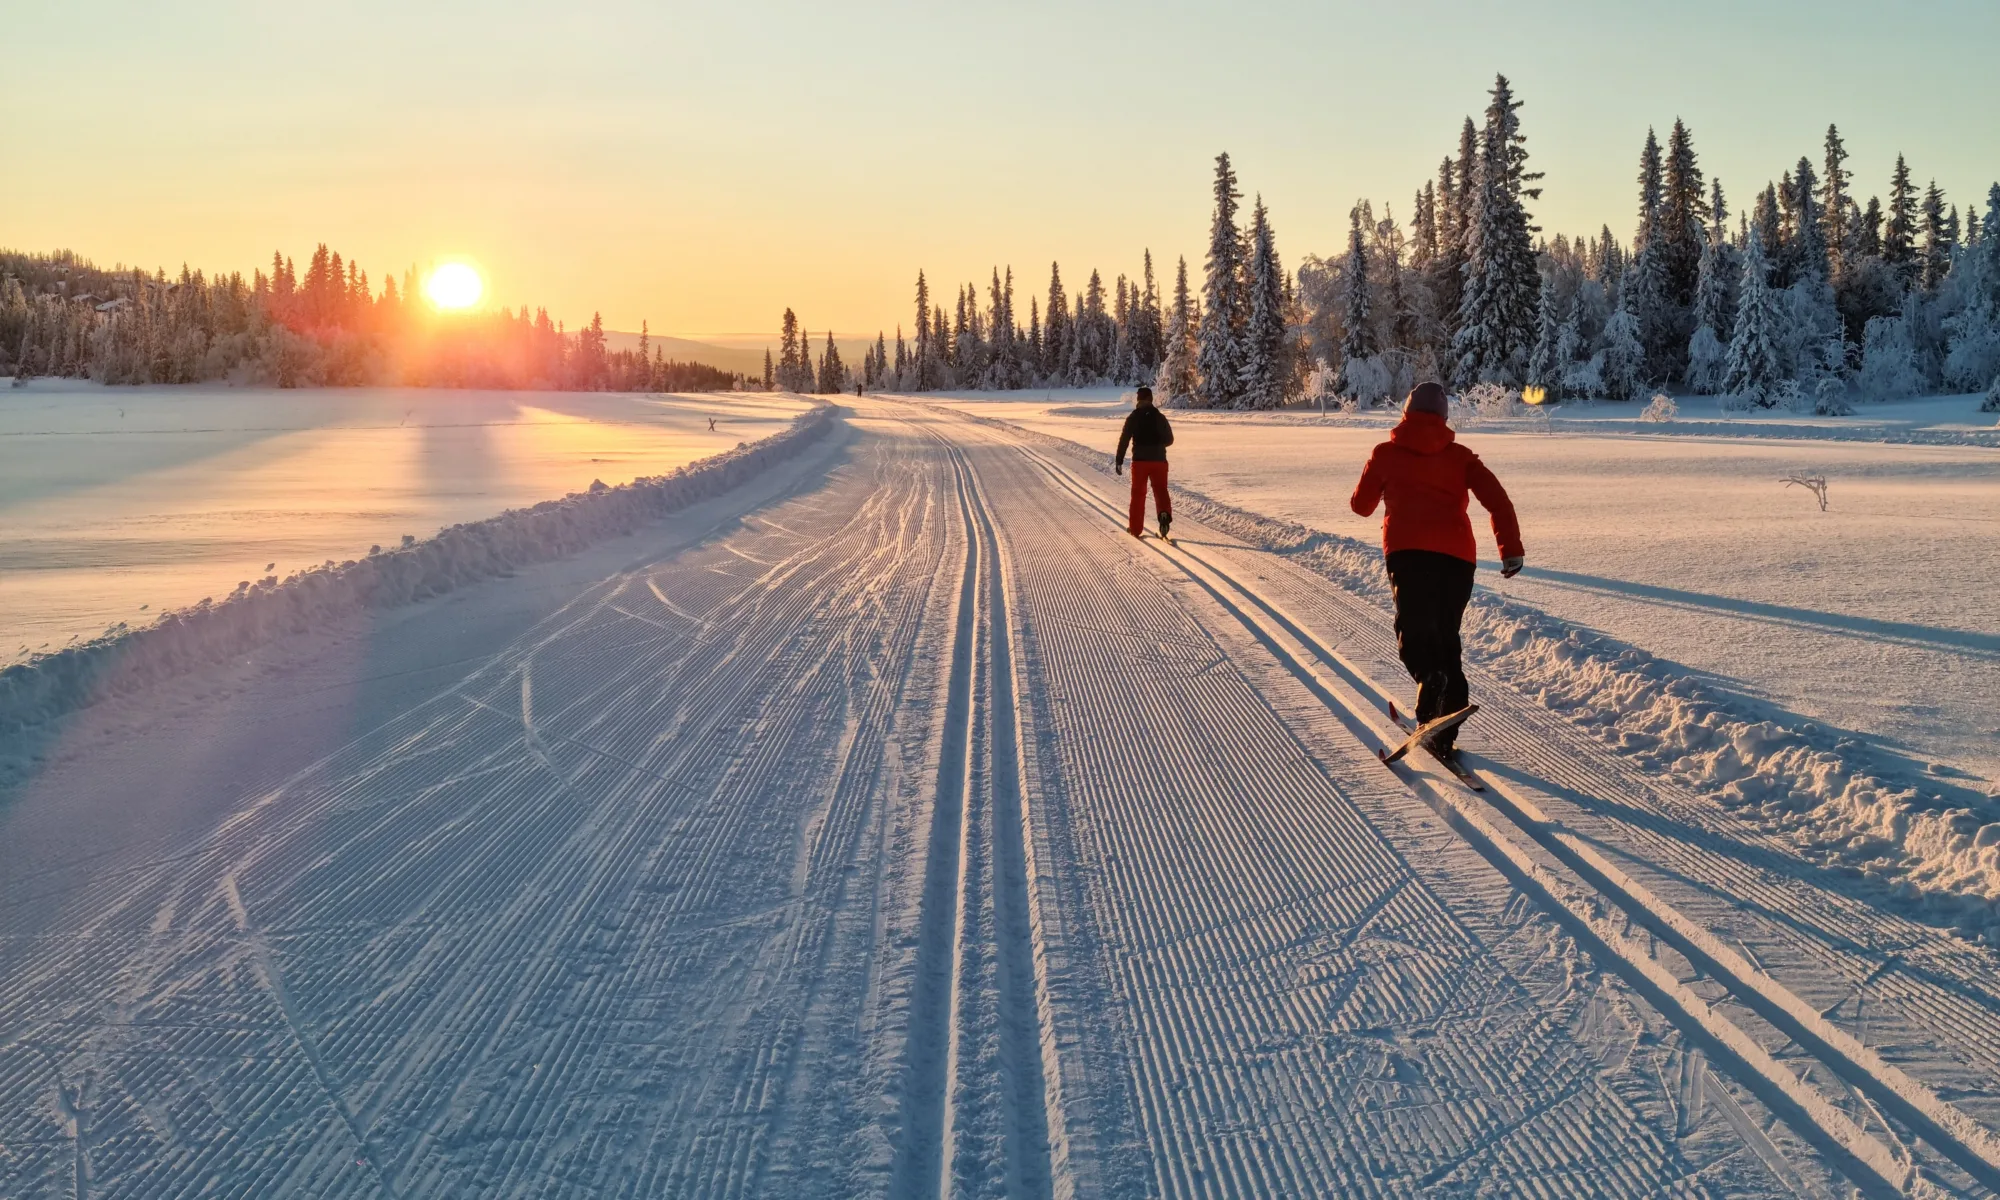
[{"xmin": 1388, "ymin": 701, "xmax": 1400, "ymax": 722}]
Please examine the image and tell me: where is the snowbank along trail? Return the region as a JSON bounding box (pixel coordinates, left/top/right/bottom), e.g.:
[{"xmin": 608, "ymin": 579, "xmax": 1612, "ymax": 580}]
[{"xmin": 5, "ymin": 398, "xmax": 1993, "ymax": 1196}]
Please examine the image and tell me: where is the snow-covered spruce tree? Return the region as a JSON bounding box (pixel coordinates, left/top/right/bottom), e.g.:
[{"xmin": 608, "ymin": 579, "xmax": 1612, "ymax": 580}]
[
  {"xmin": 1789, "ymin": 157, "xmax": 1830, "ymax": 284},
  {"xmin": 911, "ymin": 272, "xmax": 934, "ymax": 391},
  {"xmin": 1821, "ymin": 124, "xmax": 1853, "ymax": 276},
  {"xmin": 1196, "ymin": 153, "xmax": 1247, "ymax": 408},
  {"xmin": 1158, "ymin": 256, "xmax": 1199, "ymax": 405},
  {"xmin": 1526, "ymin": 281, "xmax": 1558, "ymax": 393},
  {"xmin": 1042, "ymin": 263, "xmax": 1068, "ymax": 383},
  {"xmin": 1451, "ymin": 75, "xmax": 1543, "ymax": 385},
  {"xmin": 1661, "ymin": 119, "xmax": 1708, "ymax": 305},
  {"xmin": 1338, "ymin": 202, "xmax": 1375, "ymax": 396},
  {"xmin": 1692, "ymin": 234, "xmax": 1735, "ymax": 343},
  {"xmin": 1553, "ymin": 289, "xmax": 1585, "ymax": 375},
  {"xmin": 1239, "ymin": 197, "xmax": 1289, "ymax": 409},
  {"xmin": 1921, "ymin": 181, "xmax": 1953, "ymax": 292},
  {"xmin": 1724, "ymin": 231, "xmax": 1784, "ymax": 405},
  {"xmin": 1686, "ymin": 324, "xmax": 1728, "ymax": 393},
  {"xmin": 1600, "ymin": 294, "xmax": 1645, "ymax": 401},
  {"xmin": 1884, "ymin": 154, "xmax": 1918, "ymax": 276},
  {"xmin": 778, "ymin": 308, "xmax": 802, "ymax": 390}
]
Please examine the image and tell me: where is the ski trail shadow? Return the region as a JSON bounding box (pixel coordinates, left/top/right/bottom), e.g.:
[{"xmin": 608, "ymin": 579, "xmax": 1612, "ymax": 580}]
[
  {"xmin": 1488, "ymin": 562, "xmax": 2000, "ymax": 660},
  {"xmin": 1469, "ymin": 753, "xmax": 2000, "ymax": 1013}
]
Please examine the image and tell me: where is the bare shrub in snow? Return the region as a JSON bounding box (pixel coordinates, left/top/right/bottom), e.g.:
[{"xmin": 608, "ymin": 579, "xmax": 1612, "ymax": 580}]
[
  {"xmin": 1780, "ymin": 473, "xmax": 1830, "ymax": 511},
  {"xmin": 1453, "ymin": 382, "xmax": 1523, "ymax": 426},
  {"xmin": 1303, "ymin": 363, "xmax": 1338, "ymax": 414},
  {"xmin": 1640, "ymin": 394, "xmax": 1677, "ymax": 422}
]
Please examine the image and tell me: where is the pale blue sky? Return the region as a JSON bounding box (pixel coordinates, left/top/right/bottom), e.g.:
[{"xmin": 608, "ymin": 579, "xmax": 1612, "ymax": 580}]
[{"xmin": 7, "ymin": 0, "xmax": 1996, "ymax": 339}]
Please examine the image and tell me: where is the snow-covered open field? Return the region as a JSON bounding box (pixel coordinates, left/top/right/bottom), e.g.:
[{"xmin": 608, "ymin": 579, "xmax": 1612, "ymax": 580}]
[
  {"xmin": 4, "ymin": 393, "xmax": 1999, "ymax": 1197},
  {"xmin": 0, "ymin": 383, "xmax": 809, "ymax": 664},
  {"xmin": 930, "ymin": 390, "xmax": 2000, "ymax": 792}
]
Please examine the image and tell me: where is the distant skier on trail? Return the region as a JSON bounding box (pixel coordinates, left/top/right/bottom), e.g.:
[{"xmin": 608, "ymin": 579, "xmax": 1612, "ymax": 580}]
[
  {"xmin": 1350, "ymin": 382, "xmax": 1525, "ymax": 759},
  {"xmin": 1115, "ymin": 385, "xmax": 1175, "ymax": 539}
]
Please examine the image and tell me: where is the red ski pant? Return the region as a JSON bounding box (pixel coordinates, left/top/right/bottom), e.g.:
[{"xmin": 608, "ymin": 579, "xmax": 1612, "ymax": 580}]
[{"xmin": 1127, "ymin": 460, "xmax": 1170, "ymax": 534}]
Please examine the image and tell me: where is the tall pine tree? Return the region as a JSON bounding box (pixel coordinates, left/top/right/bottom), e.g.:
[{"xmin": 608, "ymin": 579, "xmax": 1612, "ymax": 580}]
[
  {"xmin": 1239, "ymin": 197, "xmax": 1288, "ymax": 409},
  {"xmin": 1339, "ymin": 201, "xmax": 1375, "ymax": 391},
  {"xmin": 1724, "ymin": 231, "xmax": 1784, "ymax": 404},
  {"xmin": 1159, "ymin": 256, "xmax": 1199, "ymax": 404},
  {"xmin": 1196, "ymin": 153, "xmax": 1247, "ymax": 407},
  {"xmin": 1451, "ymin": 75, "xmax": 1543, "ymax": 385}
]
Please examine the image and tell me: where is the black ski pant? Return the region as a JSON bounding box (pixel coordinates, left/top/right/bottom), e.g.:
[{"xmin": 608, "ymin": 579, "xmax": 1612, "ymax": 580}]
[{"xmin": 1385, "ymin": 549, "xmax": 1475, "ymax": 748}]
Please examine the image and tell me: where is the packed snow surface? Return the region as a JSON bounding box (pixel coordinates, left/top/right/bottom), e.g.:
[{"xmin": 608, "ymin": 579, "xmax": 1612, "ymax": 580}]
[
  {"xmin": 0, "ymin": 382, "xmax": 809, "ymax": 664},
  {"xmin": 4, "ymin": 399, "xmax": 2000, "ymax": 1197},
  {"xmin": 934, "ymin": 389, "xmax": 2000, "ymax": 792}
]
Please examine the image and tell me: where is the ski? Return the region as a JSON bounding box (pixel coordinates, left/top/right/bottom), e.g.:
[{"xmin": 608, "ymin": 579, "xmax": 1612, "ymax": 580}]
[{"xmin": 1383, "ymin": 701, "xmax": 1486, "ymax": 791}]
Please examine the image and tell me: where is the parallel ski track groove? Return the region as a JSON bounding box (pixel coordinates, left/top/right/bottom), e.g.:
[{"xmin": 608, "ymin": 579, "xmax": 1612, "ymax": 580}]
[
  {"xmin": 936, "ymin": 411, "xmax": 1709, "ymax": 1198},
  {"xmin": 0, "ymin": 424, "xmax": 963, "ymax": 1197},
  {"xmin": 995, "ymin": 419, "xmax": 1998, "ymax": 1198}
]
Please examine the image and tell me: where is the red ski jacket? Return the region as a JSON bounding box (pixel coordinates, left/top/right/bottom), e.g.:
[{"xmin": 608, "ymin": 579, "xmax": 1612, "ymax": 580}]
[{"xmin": 1349, "ymin": 412, "xmax": 1525, "ymax": 565}]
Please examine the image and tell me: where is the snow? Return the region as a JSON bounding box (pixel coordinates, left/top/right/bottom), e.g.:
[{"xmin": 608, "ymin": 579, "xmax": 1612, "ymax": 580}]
[
  {"xmin": 0, "ymin": 397, "xmax": 832, "ymax": 750},
  {"xmin": 0, "ymin": 381, "xmax": 812, "ymax": 665},
  {"xmin": 928, "ymin": 388, "xmax": 2000, "ymax": 912},
  {"xmin": 4, "ymin": 392, "xmax": 2000, "ymax": 1196}
]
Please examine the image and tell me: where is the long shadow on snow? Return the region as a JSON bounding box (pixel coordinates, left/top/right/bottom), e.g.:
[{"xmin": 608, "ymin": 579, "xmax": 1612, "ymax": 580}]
[
  {"xmin": 0, "ymin": 419, "xmax": 858, "ymax": 929},
  {"xmin": 1470, "ymin": 754, "xmax": 2000, "ymax": 1017},
  {"xmin": 1486, "ymin": 562, "xmax": 2000, "ymax": 660}
]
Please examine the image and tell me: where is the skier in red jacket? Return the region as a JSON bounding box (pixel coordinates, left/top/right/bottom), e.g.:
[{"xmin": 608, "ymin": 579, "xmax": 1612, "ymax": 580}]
[{"xmin": 1350, "ymin": 382, "xmax": 1525, "ymax": 755}]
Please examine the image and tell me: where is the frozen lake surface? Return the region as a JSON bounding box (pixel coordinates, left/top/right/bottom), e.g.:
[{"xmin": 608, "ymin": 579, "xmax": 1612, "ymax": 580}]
[{"xmin": 0, "ymin": 382, "xmax": 809, "ymax": 662}]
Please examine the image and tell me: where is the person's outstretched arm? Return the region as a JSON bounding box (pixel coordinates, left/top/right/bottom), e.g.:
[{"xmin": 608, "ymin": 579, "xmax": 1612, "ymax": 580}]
[
  {"xmin": 1160, "ymin": 412, "xmax": 1174, "ymax": 448},
  {"xmin": 1115, "ymin": 411, "xmax": 1136, "ymax": 471},
  {"xmin": 1349, "ymin": 447, "xmax": 1385, "ymax": 517},
  {"xmin": 1467, "ymin": 455, "xmax": 1525, "ymax": 572}
]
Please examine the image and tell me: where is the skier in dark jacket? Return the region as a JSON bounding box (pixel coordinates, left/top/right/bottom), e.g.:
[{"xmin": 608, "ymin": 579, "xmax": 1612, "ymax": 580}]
[
  {"xmin": 1115, "ymin": 386, "xmax": 1175, "ymax": 538},
  {"xmin": 1350, "ymin": 382, "xmax": 1525, "ymax": 755}
]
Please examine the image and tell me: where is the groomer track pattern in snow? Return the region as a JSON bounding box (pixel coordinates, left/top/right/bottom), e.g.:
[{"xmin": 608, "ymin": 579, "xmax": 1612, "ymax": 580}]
[{"xmin": 4, "ymin": 400, "xmax": 1999, "ymax": 1196}]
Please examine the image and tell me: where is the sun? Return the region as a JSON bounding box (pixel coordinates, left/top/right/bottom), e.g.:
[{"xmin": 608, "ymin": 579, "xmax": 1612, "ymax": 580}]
[{"xmin": 425, "ymin": 262, "xmax": 483, "ymax": 310}]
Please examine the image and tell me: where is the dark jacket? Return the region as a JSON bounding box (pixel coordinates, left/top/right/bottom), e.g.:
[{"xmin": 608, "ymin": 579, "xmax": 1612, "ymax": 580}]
[
  {"xmin": 1116, "ymin": 405, "xmax": 1175, "ymax": 465},
  {"xmin": 1349, "ymin": 411, "xmax": 1524, "ymax": 564}
]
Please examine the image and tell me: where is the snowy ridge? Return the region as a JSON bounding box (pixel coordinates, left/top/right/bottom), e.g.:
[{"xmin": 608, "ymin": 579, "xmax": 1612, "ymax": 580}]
[
  {"xmin": 0, "ymin": 402, "xmax": 836, "ymax": 741},
  {"xmin": 936, "ymin": 404, "xmax": 2000, "ymax": 930}
]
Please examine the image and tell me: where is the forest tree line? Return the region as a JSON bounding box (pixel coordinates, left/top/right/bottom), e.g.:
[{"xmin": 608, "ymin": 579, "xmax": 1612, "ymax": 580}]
[
  {"xmin": 0, "ymin": 247, "xmax": 739, "ymax": 392},
  {"xmin": 795, "ymin": 74, "xmax": 1998, "ymax": 410}
]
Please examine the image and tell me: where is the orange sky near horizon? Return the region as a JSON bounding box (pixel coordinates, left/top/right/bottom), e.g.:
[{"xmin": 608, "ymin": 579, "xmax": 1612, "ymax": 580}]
[{"xmin": 7, "ymin": 0, "xmax": 1996, "ymax": 348}]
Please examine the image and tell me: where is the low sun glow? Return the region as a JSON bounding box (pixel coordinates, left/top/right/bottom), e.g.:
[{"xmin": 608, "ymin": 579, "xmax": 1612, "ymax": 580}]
[{"xmin": 425, "ymin": 262, "xmax": 483, "ymax": 310}]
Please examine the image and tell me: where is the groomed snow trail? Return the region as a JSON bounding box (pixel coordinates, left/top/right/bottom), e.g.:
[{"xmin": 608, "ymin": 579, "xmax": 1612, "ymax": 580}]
[{"xmin": 3, "ymin": 401, "xmax": 1986, "ymax": 1197}]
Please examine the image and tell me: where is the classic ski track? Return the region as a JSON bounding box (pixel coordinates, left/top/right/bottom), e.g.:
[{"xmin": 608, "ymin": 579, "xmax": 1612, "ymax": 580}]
[
  {"xmin": 0, "ymin": 423, "xmax": 963, "ymax": 1196},
  {"xmin": 985, "ymin": 413, "xmax": 2000, "ymax": 1198},
  {"xmin": 892, "ymin": 416, "xmax": 1060, "ymax": 1200},
  {"xmin": 10, "ymin": 402, "xmax": 1996, "ymax": 1197},
  {"xmin": 925, "ymin": 412, "xmax": 1747, "ymax": 1198}
]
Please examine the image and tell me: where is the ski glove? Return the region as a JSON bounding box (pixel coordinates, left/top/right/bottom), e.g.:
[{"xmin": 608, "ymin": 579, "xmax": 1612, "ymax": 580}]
[
  {"xmin": 1501, "ymin": 555, "xmax": 1525, "ymax": 578},
  {"xmin": 1114, "ymin": 460, "xmax": 1123, "ymax": 475}
]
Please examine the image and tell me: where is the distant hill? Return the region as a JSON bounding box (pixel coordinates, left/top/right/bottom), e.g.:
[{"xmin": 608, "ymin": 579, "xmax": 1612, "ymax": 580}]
[{"xmin": 600, "ymin": 332, "xmax": 765, "ymax": 377}]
